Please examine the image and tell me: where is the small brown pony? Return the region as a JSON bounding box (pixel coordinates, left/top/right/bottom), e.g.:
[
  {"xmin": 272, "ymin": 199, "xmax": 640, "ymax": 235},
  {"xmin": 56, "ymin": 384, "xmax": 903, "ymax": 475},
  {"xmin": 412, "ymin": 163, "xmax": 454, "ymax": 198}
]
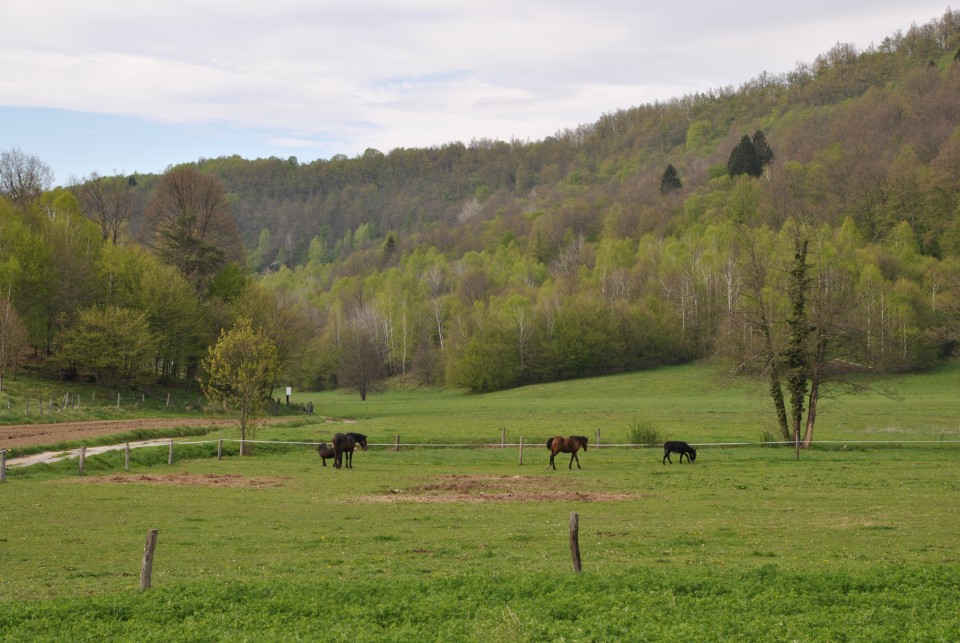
[
  {"xmin": 317, "ymin": 442, "xmax": 335, "ymax": 466},
  {"xmin": 546, "ymin": 435, "xmax": 589, "ymax": 469}
]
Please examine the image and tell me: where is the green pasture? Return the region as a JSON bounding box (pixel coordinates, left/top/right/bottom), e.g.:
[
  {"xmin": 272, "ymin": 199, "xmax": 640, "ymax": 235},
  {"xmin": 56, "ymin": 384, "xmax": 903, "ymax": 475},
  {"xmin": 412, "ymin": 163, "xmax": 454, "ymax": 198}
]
[
  {"xmin": 2, "ymin": 363, "xmax": 960, "ymax": 640},
  {"xmin": 285, "ymin": 362, "xmax": 960, "ymax": 445}
]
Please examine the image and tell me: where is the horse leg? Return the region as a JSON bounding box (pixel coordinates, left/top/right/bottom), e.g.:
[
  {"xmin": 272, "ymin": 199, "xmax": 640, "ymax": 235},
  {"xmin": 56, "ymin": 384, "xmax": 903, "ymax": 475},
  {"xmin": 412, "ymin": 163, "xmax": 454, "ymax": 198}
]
[
  {"xmin": 549, "ymin": 452, "xmax": 556, "ymax": 469},
  {"xmin": 664, "ymin": 451, "xmax": 672, "ymax": 464}
]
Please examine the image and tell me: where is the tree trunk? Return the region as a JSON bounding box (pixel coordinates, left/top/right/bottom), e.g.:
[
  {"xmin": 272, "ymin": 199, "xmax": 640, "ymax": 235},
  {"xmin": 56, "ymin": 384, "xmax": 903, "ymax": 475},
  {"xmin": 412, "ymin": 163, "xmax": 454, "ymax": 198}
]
[{"xmin": 801, "ymin": 336, "xmax": 827, "ymax": 448}]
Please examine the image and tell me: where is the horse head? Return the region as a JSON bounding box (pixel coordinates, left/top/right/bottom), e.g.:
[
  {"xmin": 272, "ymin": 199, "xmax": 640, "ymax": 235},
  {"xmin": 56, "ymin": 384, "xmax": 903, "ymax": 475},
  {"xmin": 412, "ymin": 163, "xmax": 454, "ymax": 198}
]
[{"xmin": 348, "ymin": 432, "xmax": 369, "ymax": 451}]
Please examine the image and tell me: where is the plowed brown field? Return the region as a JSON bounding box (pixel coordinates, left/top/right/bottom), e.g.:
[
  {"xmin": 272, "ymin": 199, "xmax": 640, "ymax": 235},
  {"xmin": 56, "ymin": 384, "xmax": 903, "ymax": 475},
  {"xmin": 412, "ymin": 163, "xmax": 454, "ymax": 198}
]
[{"xmin": 0, "ymin": 418, "xmax": 244, "ymax": 450}]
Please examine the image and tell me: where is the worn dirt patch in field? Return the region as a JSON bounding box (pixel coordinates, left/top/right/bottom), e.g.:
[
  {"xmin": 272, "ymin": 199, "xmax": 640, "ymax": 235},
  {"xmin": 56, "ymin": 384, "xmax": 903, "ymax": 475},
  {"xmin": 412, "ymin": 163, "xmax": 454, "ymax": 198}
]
[
  {"xmin": 363, "ymin": 474, "xmax": 638, "ymax": 503},
  {"xmin": 73, "ymin": 471, "xmax": 290, "ymax": 488}
]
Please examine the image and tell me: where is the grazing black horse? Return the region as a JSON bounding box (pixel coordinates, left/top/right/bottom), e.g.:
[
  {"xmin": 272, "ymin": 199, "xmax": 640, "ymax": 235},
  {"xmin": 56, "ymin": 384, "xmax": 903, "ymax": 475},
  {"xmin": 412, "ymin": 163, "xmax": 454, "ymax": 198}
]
[
  {"xmin": 316, "ymin": 442, "xmax": 335, "ymax": 466},
  {"xmin": 332, "ymin": 432, "xmax": 369, "ymax": 469},
  {"xmin": 546, "ymin": 435, "xmax": 589, "ymax": 470},
  {"xmin": 346, "ymin": 432, "xmax": 369, "ymax": 451},
  {"xmin": 663, "ymin": 440, "xmax": 697, "ymax": 464}
]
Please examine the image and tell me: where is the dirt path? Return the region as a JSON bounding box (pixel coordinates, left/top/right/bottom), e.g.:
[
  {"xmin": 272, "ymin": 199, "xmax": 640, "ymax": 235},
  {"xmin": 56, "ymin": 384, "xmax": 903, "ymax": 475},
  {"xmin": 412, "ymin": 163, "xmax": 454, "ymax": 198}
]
[{"xmin": 6, "ymin": 438, "xmax": 179, "ymax": 468}]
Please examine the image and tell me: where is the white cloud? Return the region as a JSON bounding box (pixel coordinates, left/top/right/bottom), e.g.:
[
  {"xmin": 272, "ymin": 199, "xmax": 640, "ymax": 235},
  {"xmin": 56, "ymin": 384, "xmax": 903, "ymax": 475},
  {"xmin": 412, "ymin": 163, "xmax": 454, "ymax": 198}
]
[{"xmin": 0, "ymin": 0, "xmax": 951, "ymax": 180}]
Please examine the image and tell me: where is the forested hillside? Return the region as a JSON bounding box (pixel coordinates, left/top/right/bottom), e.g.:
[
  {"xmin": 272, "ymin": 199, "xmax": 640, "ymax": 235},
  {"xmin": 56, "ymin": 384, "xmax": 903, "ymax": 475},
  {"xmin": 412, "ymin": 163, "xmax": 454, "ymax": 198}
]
[{"xmin": 2, "ymin": 11, "xmax": 960, "ymax": 428}]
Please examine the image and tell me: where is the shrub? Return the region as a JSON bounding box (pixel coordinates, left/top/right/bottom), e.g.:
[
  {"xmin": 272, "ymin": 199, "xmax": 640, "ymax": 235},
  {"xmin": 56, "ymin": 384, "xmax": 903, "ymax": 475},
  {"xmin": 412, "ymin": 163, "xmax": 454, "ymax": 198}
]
[{"xmin": 628, "ymin": 420, "xmax": 662, "ymax": 445}]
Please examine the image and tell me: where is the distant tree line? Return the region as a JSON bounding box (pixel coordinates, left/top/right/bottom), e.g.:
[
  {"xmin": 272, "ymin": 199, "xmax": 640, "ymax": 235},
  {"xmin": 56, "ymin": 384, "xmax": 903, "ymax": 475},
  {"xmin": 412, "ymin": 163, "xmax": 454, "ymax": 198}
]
[{"xmin": 1, "ymin": 9, "xmax": 959, "ymax": 433}]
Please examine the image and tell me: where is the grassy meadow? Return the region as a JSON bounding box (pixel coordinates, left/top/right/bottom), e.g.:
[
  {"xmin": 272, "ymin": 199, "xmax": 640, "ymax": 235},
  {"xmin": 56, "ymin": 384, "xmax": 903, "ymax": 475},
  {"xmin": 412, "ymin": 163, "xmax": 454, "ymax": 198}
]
[{"xmin": 2, "ymin": 363, "xmax": 960, "ymax": 640}]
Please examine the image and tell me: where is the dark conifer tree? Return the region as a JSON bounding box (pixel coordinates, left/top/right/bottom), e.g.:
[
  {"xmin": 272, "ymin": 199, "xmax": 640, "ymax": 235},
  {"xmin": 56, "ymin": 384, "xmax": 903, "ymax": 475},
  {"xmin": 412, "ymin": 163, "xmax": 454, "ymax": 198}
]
[
  {"xmin": 752, "ymin": 130, "xmax": 774, "ymax": 168},
  {"xmin": 659, "ymin": 163, "xmax": 683, "ymax": 194},
  {"xmin": 727, "ymin": 135, "xmax": 762, "ymax": 178}
]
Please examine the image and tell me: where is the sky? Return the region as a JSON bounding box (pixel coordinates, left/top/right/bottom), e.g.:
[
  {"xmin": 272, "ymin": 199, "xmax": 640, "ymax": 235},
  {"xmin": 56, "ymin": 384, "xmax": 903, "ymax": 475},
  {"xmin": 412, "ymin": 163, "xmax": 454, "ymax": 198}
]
[{"xmin": 0, "ymin": 1, "xmax": 951, "ymax": 186}]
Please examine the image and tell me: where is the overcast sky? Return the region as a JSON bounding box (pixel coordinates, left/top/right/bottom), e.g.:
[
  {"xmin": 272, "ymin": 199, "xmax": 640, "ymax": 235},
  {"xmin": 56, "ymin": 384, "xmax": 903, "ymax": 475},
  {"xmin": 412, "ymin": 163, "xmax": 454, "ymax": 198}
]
[{"xmin": 0, "ymin": 1, "xmax": 950, "ymax": 185}]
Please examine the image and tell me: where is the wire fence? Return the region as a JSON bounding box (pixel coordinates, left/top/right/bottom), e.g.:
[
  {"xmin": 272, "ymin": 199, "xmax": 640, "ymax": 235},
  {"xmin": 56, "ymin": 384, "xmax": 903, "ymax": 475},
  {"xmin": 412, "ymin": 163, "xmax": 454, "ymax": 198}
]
[
  {"xmin": 3, "ymin": 434, "xmax": 960, "ymax": 481},
  {"xmin": 1, "ymin": 390, "xmax": 203, "ymax": 417}
]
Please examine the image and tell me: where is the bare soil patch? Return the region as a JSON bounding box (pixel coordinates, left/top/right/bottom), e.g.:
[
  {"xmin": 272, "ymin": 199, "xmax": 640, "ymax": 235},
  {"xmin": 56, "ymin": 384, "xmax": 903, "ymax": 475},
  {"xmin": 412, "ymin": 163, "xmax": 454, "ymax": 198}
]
[
  {"xmin": 363, "ymin": 474, "xmax": 639, "ymax": 503},
  {"xmin": 73, "ymin": 471, "xmax": 290, "ymax": 488}
]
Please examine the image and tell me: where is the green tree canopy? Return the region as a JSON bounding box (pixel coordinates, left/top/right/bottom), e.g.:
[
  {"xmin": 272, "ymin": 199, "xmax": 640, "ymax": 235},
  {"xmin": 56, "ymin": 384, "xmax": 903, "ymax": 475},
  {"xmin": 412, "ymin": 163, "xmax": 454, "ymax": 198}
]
[
  {"xmin": 201, "ymin": 317, "xmax": 280, "ymax": 453},
  {"xmin": 58, "ymin": 306, "xmax": 157, "ymax": 387}
]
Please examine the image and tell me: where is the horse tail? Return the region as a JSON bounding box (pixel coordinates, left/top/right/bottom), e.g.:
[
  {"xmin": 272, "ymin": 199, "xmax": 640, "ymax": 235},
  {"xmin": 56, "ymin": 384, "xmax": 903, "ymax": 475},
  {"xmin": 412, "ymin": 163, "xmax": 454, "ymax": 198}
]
[{"xmin": 546, "ymin": 437, "xmax": 554, "ymax": 450}]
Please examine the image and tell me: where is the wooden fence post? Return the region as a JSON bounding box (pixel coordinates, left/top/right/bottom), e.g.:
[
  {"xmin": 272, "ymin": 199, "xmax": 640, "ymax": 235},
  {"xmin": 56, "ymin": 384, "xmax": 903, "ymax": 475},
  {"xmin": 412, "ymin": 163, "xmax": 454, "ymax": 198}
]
[
  {"xmin": 501, "ymin": 427, "xmax": 506, "ymax": 448},
  {"xmin": 140, "ymin": 529, "xmax": 159, "ymax": 592},
  {"xmin": 394, "ymin": 435, "xmax": 400, "ymax": 452},
  {"xmin": 570, "ymin": 512, "xmax": 582, "ymax": 573},
  {"xmin": 596, "ymin": 428, "xmax": 601, "ymax": 448},
  {"xmin": 518, "ymin": 437, "xmax": 524, "ymax": 465},
  {"xmin": 117, "ymin": 393, "xmax": 121, "ymax": 409},
  {"xmin": 124, "ymin": 443, "xmax": 130, "ymax": 471},
  {"xmin": 79, "ymin": 446, "xmax": 86, "ymax": 475},
  {"xmin": 217, "ymin": 439, "xmax": 223, "ymax": 460},
  {"xmin": 1, "ymin": 449, "xmax": 6, "ymax": 482},
  {"xmin": 168, "ymin": 440, "xmax": 174, "ymax": 465}
]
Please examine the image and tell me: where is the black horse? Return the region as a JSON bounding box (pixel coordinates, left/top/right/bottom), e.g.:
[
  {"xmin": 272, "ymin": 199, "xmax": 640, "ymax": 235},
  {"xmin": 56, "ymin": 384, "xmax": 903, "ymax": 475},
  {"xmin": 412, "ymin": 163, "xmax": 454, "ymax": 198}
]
[
  {"xmin": 332, "ymin": 432, "xmax": 369, "ymax": 469},
  {"xmin": 546, "ymin": 435, "xmax": 589, "ymax": 470},
  {"xmin": 663, "ymin": 440, "xmax": 697, "ymax": 464}
]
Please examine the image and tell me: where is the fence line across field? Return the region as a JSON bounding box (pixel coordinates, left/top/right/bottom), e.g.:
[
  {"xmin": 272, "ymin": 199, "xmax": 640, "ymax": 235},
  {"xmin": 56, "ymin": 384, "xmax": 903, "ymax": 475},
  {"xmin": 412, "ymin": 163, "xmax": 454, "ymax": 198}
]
[{"xmin": 4, "ymin": 435, "xmax": 960, "ymax": 480}]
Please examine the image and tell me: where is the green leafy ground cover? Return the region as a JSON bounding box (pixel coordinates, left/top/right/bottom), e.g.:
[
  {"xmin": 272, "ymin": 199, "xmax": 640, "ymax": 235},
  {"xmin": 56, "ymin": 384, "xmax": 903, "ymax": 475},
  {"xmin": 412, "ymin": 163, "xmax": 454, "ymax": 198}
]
[{"xmin": 2, "ymin": 364, "xmax": 959, "ymax": 640}]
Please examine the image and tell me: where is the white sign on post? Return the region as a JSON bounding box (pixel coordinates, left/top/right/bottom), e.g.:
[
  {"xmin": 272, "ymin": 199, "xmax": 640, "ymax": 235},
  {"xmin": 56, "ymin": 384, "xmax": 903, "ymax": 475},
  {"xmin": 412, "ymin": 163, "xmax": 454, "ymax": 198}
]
[{"xmin": 286, "ymin": 387, "xmax": 292, "ymax": 396}]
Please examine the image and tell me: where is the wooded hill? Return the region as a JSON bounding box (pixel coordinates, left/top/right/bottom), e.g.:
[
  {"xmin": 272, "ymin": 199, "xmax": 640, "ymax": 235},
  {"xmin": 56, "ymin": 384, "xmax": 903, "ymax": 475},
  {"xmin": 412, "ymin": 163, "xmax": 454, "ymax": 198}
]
[{"xmin": 2, "ymin": 11, "xmax": 960, "ymax": 411}]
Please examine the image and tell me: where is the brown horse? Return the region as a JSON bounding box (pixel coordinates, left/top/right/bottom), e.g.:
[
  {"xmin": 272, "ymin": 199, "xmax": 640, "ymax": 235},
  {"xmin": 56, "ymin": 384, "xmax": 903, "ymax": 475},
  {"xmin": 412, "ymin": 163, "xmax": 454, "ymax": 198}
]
[
  {"xmin": 546, "ymin": 435, "xmax": 589, "ymax": 469},
  {"xmin": 317, "ymin": 442, "xmax": 335, "ymax": 466}
]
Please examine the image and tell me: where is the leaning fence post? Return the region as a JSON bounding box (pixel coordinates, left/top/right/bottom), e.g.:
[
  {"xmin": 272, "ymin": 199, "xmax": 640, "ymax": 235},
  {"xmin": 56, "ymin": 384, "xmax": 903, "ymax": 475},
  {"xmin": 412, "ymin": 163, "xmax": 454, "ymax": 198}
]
[
  {"xmin": 570, "ymin": 512, "xmax": 582, "ymax": 573},
  {"xmin": 79, "ymin": 446, "xmax": 86, "ymax": 475},
  {"xmin": 1, "ymin": 449, "xmax": 6, "ymax": 482},
  {"xmin": 140, "ymin": 529, "xmax": 159, "ymax": 592},
  {"xmin": 124, "ymin": 443, "xmax": 130, "ymax": 471},
  {"xmin": 168, "ymin": 440, "xmax": 174, "ymax": 465}
]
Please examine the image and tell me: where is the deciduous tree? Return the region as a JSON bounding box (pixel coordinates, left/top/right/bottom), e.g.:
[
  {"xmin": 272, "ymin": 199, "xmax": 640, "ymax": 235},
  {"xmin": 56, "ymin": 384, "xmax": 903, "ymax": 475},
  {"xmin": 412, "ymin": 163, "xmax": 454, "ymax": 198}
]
[
  {"xmin": 0, "ymin": 147, "xmax": 54, "ymax": 208},
  {"xmin": 201, "ymin": 318, "xmax": 280, "ymax": 454},
  {"xmin": 75, "ymin": 172, "xmax": 135, "ymax": 242},
  {"xmin": 0, "ymin": 288, "xmax": 28, "ymax": 390},
  {"xmin": 58, "ymin": 306, "xmax": 158, "ymax": 387},
  {"xmin": 146, "ymin": 167, "xmax": 243, "ymax": 297}
]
